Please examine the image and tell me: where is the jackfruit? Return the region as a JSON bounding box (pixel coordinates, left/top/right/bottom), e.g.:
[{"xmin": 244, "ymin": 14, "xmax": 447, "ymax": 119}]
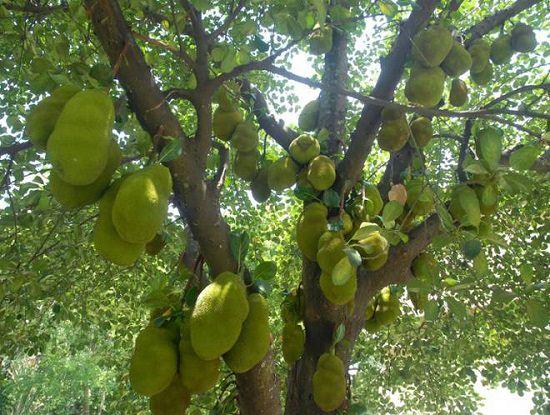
[
  {"xmin": 289, "ymin": 134, "xmax": 320, "ymax": 164},
  {"xmin": 378, "ymin": 117, "xmax": 409, "ymax": 152},
  {"xmin": 49, "ymin": 139, "xmax": 122, "ymax": 209},
  {"xmin": 470, "ymin": 62, "xmax": 493, "ymax": 86},
  {"xmin": 234, "ymin": 150, "xmax": 259, "ymax": 181},
  {"xmin": 316, "ymin": 232, "xmax": 345, "ymax": 275},
  {"xmin": 47, "ymin": 89, "xmax": 114, "ymax": 185},
  {"xmin": 213, "ymin": 107, "xmax": 243, "ymax": 141},
  {"xmin": 190, "ymin": 272, "xmax": 249, "ymax": 360},
  {"xmin": 282, "ymin": 322, "xmax": 305, "ymax": 364},
  {"xmin": 490, "ymin": 35, "xmax": 514, "ymax": 65},
  {"xmin": 510, "ymin": 23, "xmax": 537, "ymax": 52},
  {"xmin": 224, "ymin": 293, "xmax": 270, "ymax": 373},
  {"xmin": 309, "ymin": 26, "xmax": 333, "ymax": 56},
  {"xmin": 312, "ymin": 353, "xmax": 346, "ymax": 412},
  {"xmin": 449, "ymin": 79, "xmax": 468, "ymax": 107},
  {"xmin": 145, "ymin": 233, "xmax": 166, "ymax": 256},
  {"xmin": 411, "ymin": 252, "xmax": 439, "ymax": 281},
  {"xmin": 296, "ymin": 168, "xmax": 316, "ymax": 190},
  {"xmin": 406, "ymin": 178, "xmax": 434, "ymax": 216},
  {"xmin": 231, "ymin": 122, "xmax": 258, "ymax": 152},
  {"xmin": 342, "ymin": 211, "xmax": 353, "ymax": 235},
  {"xmin": 405, "ymin": 65, "xmax": 446, "ymax": 108},
  {"xmin": 468, "ymin": 39, "xmax": 490, "ymax": 73},
  {"xmin": 375, "ymin": 287, "xmax": 401, "ymax": 325},
  {"xmin": 356, "ymin": 231, "xmax": 388, "ymax": 271},
  {"xmin": 267, "ymin": 156, "xmax": 299, "ymax": 191},
  {"xmin": 409, "ymin": 117, "xmax": 433, "ymax": 148},
  {"xmin": 298, "ymin": 100, "xmax": 319, "ymax": 131},
  {"xmin": 411, "ymin": 25, "xmax": 453, "ymax": 68},
  {"xmin": 25, "ymin": 84, "xmax": 80, "ymax": 150},
  {"xmin": 320, "ymin": 272, "xmax": 356, "ymax": 305},
  {"xmin": 364, "ymin": 183, "xmax": 383, "ymax": 217},
  {"xmin": 112, "ymin": 164, "xmax": 172, "ymax": 244},
  {"xmin": 441, "ymin": 42, "xmax": 472, "ymax": 77},
  {"xmin": 250, "ymin": 166, "xmax": 271, "ymax": 202},
  {"xmin": 149, "ymin": 375, "xmax": 190, "ymax": 415},
  {"xmin": 296, "ymin": 202, "xmax": 328, "ymax": 261},
  {"xmin": 381, "ymin": 105, "xmax": 405, "ymax": 122},
  {"xmin": 307, "ymin": 155, "xmax": 336, "ymax": 191},
  {"xmin": 129, "ymin": 325, "xmax": 178, "ymax": 396},
  {"xmin": 89, "ymin": 63, "xmax": 114, "ymax": 87}
]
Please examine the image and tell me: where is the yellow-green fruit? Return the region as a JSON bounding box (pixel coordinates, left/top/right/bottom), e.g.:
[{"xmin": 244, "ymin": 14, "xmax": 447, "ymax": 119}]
[
  {"xmin": 112, "ymin": 164, "xmax": 172, "ymax": 244},
  {"xmin": 320, "ymin": 272, "xmax": 356, "ymax": 305},
  {"xmin": 411, "ymin": 25, "xmax": 453, "ymax": 68},
  {"xmin": 215, "ymin": 87, "xmax": 238, "ymax": 112},
  {"xmin": 409, "ymin": 117, "xmax": 433, "ymax": 148},
  {"xmin": 490, "ymin": 35, "xmax": 514, "ymax": 65},
  {"xmin": 342, "ymin": 212, "xmax": 353, "ymax": 235},
  {"xmin": 364, "ymin": 318, "xmax": 382, "ymax": 333},
  {"xmin": 510, "ymin": 23, "xmax": 537, "ymax": 52},
  {"xmin": 473, "ymin": 184, "xmax": 498, "ymax": 216},
  {"xmin": 93, "ymin": 182, "xmax": 145, "ymax": 266},
  {"xmin": 375, "ymin": 287, "xmax": 401, "ymax": 325},
  {"xmin": 309, "ymin": 26, "xmax": 333, "ymax": 56},
  {"xmin": 449, "ymin": 184, "xmax": 480, "ymax": 228},
  {"xmin": 190, "ymin": 272, "xmax": 249, "ymax": 360},
  {"xmin": 268, "ymin": 156, "xmax": 299, "ymax": 191},
  {"xmin": 296, "ymin": 202, "xmax": 328, "ymax": 261},
  {"xmin": 365, "ymin": 183, "xmax": 383, "ymax": 217},
  {"xmin": 224, "ymin": 293, "xmax": 270, "ymax": 373},
  {"xmin": 250, "ymin": 166, "xmax": 271, "ymax": 202},
  {"xmin": 234, "ymin": 150, "xmax": 259, "ymax": 181},
  {"xmin": 405, "ymin": 65, "xmax": 446, "ymax": 108},
  {"xmin": 145, "ymin": 233, "xmax": 166, "ymax": 256},
  {"xmin": 282, "ymin": 322, "xmax": 305, "ymax": 364},
  {"xmin": 296, "ymin": 168, "xmax": 315, "ymax": 190},
  {"xmin": 468, "ymin": 39, "xmax": 491, "ymax": 73},
  {"xmin": 356, "ymin": 231, "xmax": 389, "ymax": 271},
  {"xmin": 406, "ymin": 178, "xmax": 434, "ymax": 216},
  {"xmin": 289, "ymin": 134, "xmax": 320, "ymax": 164},
  {"xmin": 213, "ymin": 107, "xmax": 243, "ymax": 141},
  {"xmin": 381, "ymin": 105, "xmax": 405, "ymax": 122},
  {"xmin": 377, "ymin": 118, "xmax": 409, "ymax": 152},
  {"xmin": 149, "ymin": 375, "xmax": 190, "ymax": 415},
  {"xmin": 49, "ymin": 139, "xmax": 122, "ymax": 209},
  {"xmin": 129, "ymin": 325, "xmax": 178, "ymax": 397},
  {"xmin": 47, "ymin": 89, "xmax": 114, "ymax": 185},
  {"xmin": 231, "ymin": 122, "xmax": 258, "ymax": 152},
  {"xmin": 307, "ymin": 155, "xmax": 336, "ymax": 191},
  {"xmin": 441, "ymin": 41, "xmax": 472, "ymax": 77},
  {"xmin": 411, "ymin": 252, "xmax": 438, "ymax": 280},
  {"xmin": 25, "ymin": 85, "xmax": 80, "ymax": 150},
  {"xmin": 449, "ymin": 79, "xmax": 468, "ymax": 107},
  {"xmin": 298, "ymin": 100, "xmax": 319, "ymax": 131},
  {"xmin": 470, "ymin": 62, "xmax": 493, "ymax": 86},
  {"xmin": 312, "ymin": 353, "xmax": 346, "ymax": 412},
  {"xmin": 179, "ymin": 322, "xmax": 220, "ymax": 393},
  {"xmin": 316, "ymin": 232, "xmax": 345, "ymax": 274}
]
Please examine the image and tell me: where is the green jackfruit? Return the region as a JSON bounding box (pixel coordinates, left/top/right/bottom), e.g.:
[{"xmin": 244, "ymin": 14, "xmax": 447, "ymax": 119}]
[
  {"xmin": 405, "ymin": 65, "xmax": 446, "ymax": 108},
  {"xmin": 320, "ymin": 272, "xmax": 356, "ymax": 305},
  {"xmin": 409, "ymin": 117, "xmax": 433, "ymax": 148},
  {"xmin": 224, "ymin": 293, "xmax": 270, "ymax": 373},
  {"xmin": 449, "ymin": 79, "xmax": 468, "ymax": 107},
  {"xmin": 296, "ymin": 202, "xmax": 328, "ymax": 261},
  {"xmin": 470, "ymin": 62, "xmax": 493, "ymax": 86},
  {"xmin": 234, "ymin": 150, "xmax": 259, "ymax": 181},
  {"xmin": 468, "ymin": 39, "xmax": 491, "ymax": 73},
  {"xmin": 511, "ymin": 23, "xmax": 537, "ymax": 52},
  {"xmin": 411, "ymin": 25, "xmax": 453, "ymax": 68},
  {"xmin": 149, "ymin": 375, "xmax": 190, "ymax": 415},
  {"xmin": 309, "ymin": 26, "xmax": 333, "ymax": 55},
  {"xmin": 282, "ymin": 322, "xmax": 305, "ymax": 364},
  {"xmin": 375, "ymin": 287, "xmax": 401, "ymax": 325},
  {"xmin": 213, "ymin": 107, "xmax": 243, "ymax": 141},
  {"xmin": 289, "ymin": 134, "xmax": 320, "ymax": 164},
  {"xmin": 312, "ymin": 353, "xmax": 346, "ymax": 412},
  {"xmin": 356, "ymin": 231, "xmax": 389, "ymax": 271},
  {"xmin": 145, "ymin": 233, "xmax": 166, "ymax": 256},
  {"xmin": 316, "ymin": 232, "xmax": 345, "ymax": 275},
  {"xmin": 215, "ymin": 87, "xmax": 238, "ymax": 112},
  {"xmin": 441, "ymin": 42, "xmax": 472, "ymax": 77},
  {"xmin": 49, "ymin": 139, "xmax": 122, "ymax": 209},
  {"xmin": 267, "ymin": 156, "xmax": 299, "ymax": 191},
  {"xmin": 406, "ymin": 178, "xmax": 434, "ymax": 216},
  {"xmin": 250, "ymin": 166, "xmax": 271, "ymax": 202},
  {"xmin": 342, "ymin": 212, "xmax": 353, "ymax": 235},
  {"xmin": 25, "ymin": 85, "xmax": 80, "ymax": 150},
  {"xmin": 190, "ymin": 272, "xmax": 249, "ymax": 360},
  {"xmin": 365, "ymin": 184, "xmax": 383, "ymax": 217},
  {"xmin": 307, "ymin": 155, "xmax": 336, "ymax": 191},
  {"xmin": 298, "ymin": 100, "xmax": 319, "ymax": 131},
  {"xmin": 129, "ymin": 325, "xmax": 178, "ymax": 397},
  {"xmin": 378, "ymin": 118, "xmax": 409, "ymax": 152},
  {"xmin": 47, "ymin": 89, "xmax": 114, "ymax": 185},
  {"xmin": 490, "ymin": 35, "xmax": 514, "ymax": 65},
  {"xmin": 381, "ymin": 105, "xmax": 405, "ymax": 122},
  {"xmin": 231, "ymin": 122, "xmax": 258, "ymax": 152},
  {"xmin": 296, "ymin": 168, "xmax": 316, "ymax": 191},
  {"xmin": 89, "ymin": 63, "xmax": 113, "ymax": 87}
]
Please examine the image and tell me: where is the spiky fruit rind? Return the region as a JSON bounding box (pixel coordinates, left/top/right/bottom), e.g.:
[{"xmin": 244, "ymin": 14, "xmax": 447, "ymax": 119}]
[
  {"xmin": 441, "ymin": 42, "xmax": 472, "ymax": 77},
  {"xmin": 510, "ymin": 23, "xmax": 537, "ymax": 52},
  {"xmin": 320, "ymin": 272, "xmax": 357, "ymax": 305},
  {"xmin": 378, "ymin": 118, "xmax": 409, "ymax": 152},
  {"xmin": 449, "ymin": 79, "xmax": 468, "ymax": 107},
  {"xmin": 357, "ymin": 231, "xmax": 389, "ymax": 271},
  {"xmin": 296, "ymin": 202, "xmax": 328, "ymax": 261},
  {"xmin": 411, "ymin": 25, "xmax": 453, "ymax": 68},
  {"xmin": 298, "ymin": 100, "xmax": 319, "ymax": 131},
  {"xmin": 149, "ymin": 375, "xmax": 190, "ymax": 415},
  {"xmin": 282, "ymin": 322, "xmax": 305, "ymax": 364},
  {"xmin": 490, "ymin": 35, "xmax": 514, "ymax": 65},
  {"xmin": 409, "ymin": 117, "xmax": 433, "ymax": 148},
  {"xmin": 213, "ymin": 107, "xmax": 243, "ymax": 141},
  {"xmin": 313, "ymin": 353, "xmax": 346, "ymax": 412},
  {"xmin": 231, "ymin": 122, "xmax": 258, "ymax": 152},
  {"xmin": 405, "ymin": 65, "xmax": 446, "ymax": 108},
  {"xmin": 309, "ymin": 26, "xmax": 333, "ymax": 56},
  {"xmin": 316, "ymin": 232, "xmax": 345, "ymax": 274},
  {"xmin": 307, "ymin": 155, "xmax": 336, "ymax": 191},
  {"xmin": 251, "ymin": 166, "xmax": 271, "ymax": 202},
  {"xmin": 289, "ymin": 134, "xmax": 321, "ymax": 164},
  {"xmin": 470, "ymin": 62, "xmax": 493, "ymax": 86},
  {"xmin": 267, "ymin": 156, "xmax": 299, "ymax": 191},
  {"xmin": 234, "ymin": 150, "xmax": 259, "ymax": 181},
  {"xmin": 468, "ymin": 39, "xmax": 491, "ymax": 73}
]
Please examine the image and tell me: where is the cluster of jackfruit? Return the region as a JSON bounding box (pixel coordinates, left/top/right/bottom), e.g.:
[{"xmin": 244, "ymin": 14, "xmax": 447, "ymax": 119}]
[
  {"xmin": 364, "ymin": 286, "xmax": 401, "ymax": 332},
  {"xmin": 280, "ymin": 289, "xmax": 306, "ymax": 365},
  {"xmin": 377, "ymin": 105, "xmax": 434, "ymax": 152},
  {"xmin": 313, "ymin": 352, "xmax": 346, "ymax": 412}
]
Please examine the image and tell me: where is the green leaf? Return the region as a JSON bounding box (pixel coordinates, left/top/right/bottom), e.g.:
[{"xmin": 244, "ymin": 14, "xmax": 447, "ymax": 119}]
[
  {"xmin": 333, "ymin": 323, "xmax": 345, "ymax": 345},
  {"xmin": 158, "ymin": 137, "xmax": 182, "ymax": 162},
  {"xmin": 331, "ymin": 256, "xmax": 354, "ymax": 286},
  {"xmin": 500, "ymin": 171, "xmax": 531, "ymax": 193},
  {"xmin": 309, "ymin": 0, "xmax": 327, "ymax": 25},
  {"xmin": 458, "ymin": 186, "xmax": 481, "ymax": 228},
  {"xmin": 464, "ymin": 160, "xmax": 489, "ymax": 175},
  {"xmin": 526, "ymin": 299, "xmax": 547, "ymax": 328},
  {"xmin": 436, "ymin": 203, "xmax": 454, "ymax": 231},
  {"xmin": 509, "ymin": 145, "xmax": 541, "ymax": 170},
  {"xmin": 473, "ymin": 252, "xmax": 489, "ymax": 276},
  {"xmin": 343, "ymin": 248, "xmax": 362, "ymax": 268},
  {"xmin": 424, "ymin": 300, "xmax": 439, "ymax": 322},
  {"xmin": 294, "ymin": 186, "xmax": 318, "ymax": 202},
  {"xmin": 184, "ymin": 287, "xmax": 198, "ymax": 307},
  {"xmin": 254, "ymin": 261, "xmax": 277, "ymax": 281},
  {"xmin": 191, "ymin": 0, "xmax": 209, "ymax": 11},
  {"xmin": 230, "ymin": 231, "xmax": 249, "ymax": 263},
  {"xmin": 322, "ymin": 189, "xmax": 340, "ymax": 208},
  {"xmin": 255, "ymin": 279, "xmax": 273, "ymax": 296},
  {"xmin": 519, "ymin": 263, "xmax": 533, "ymax": 284},
  {"xmin": 477, "ymin": 127, "xmax": 503, "ymax": 169},
  {"xmin": 211, "ymin": 47, "xmax": 226, "ymax": 62},
  {"xmin": 443, "ymin": 278, "xmax": 458, "ymax": 287},
  {"xmin": 382, "ymin": 201, "xmax": 404, "ymax": 223},
  {"xmin": 447, "ymin": 298, "xmax": 468, "ymax": 320}
]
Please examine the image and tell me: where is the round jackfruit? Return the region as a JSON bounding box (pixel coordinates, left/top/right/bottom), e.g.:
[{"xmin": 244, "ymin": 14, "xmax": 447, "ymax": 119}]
[
  {"xmin": 296, "ymin": 202, "xmax": 328, "ymax": 261},
  {"xmin": 289, "ymin": 134, "xmax": 320, "ymax": 164},
  {"xmin": 149, "ymin": 375, "xmax": 190, "ymax": 415},
  {"xmin": 234, "ymin": 150, "xmax": 259, "ymax": 181},
  {"xmin": 250, "ymin": 166, "xmax": 271, "ymax": 202},
  {"xmin": 25, "ymin": 85, "xmax": 80, "ymax": 150},
  {"xmin": 213, "ymin": 107, "xmax": 243, "ymax": 141},
  {"xmin": 307, "ymin": 155, "xmax": 336, "ymax": 191},
  {"xmin": 190, "ymin": 272, "xmax": 249, "ymax": 360},
  {"xmin": 129, "ymin": 325, "xmax": 178, "ymax": 397},
  {"xmin": 47, "ymin": 89, "xmax": 114, "ymax": 185},
  {"xmin": 320, "ymin": 272, "xmax": 356, "ymax": 305},
  {"xmin": 312, "ymin": 353, "xmax": 346, "ymax": 412},
  {"xmin": 356, "ymin": 231, "xmax": 389, "ymax": 271},
  {"xmin": 470, "ymin": 62, "xmax": 493, "ymax": 86},
  {"xmin": 409, "ymin": 117, "xmax": 433, "ymax": 148},
  {"xmin": 510, "ymin": 23, "xmax": 537, "ymax": 52},
  {"xmin": 145, "ymin": 233, "xmax": 166, "ymax": 256},
  {"xmin": 231, "ymin": 122, "xmax": 258, "ymax": 152},
  {"xmin": 490, "ymin": 35, "xmax": 514, "ymax": 65},
  {"xmin": 267, "ymin": 156, "xmax": 299, "ymax": 191},
  {"xmin": 298, "ymin": 100, "xmax": 319, "ymax": 131},
  {"xmin": 449, "ymin": 79, "xmax": 468, "ymax": 107},
  {"xmin": 405, "ymin": 65, "xmax": 446, "ymax": 108},
  {"xmin": 468, "ymin": 39, "xmax": 491, "ymax": 73},
  {"xmin": 411, "ymin": 25, "xmax": 453, "ymax": 68},
  {"xmin": 49, "ymin": 139, "xmax": 122, "ymax": 209},
  {"xmin": 316, "ymin": 232, "xmax": 345, "ymax": 275},
  {"xmin": 364, "ymin": 183, "xmax": 383, "ymax": 217},
  {"xmin": 441, "ymin": 41, "xmax": 472, "ymax": 77},
  {"xmin": 378, "ymin": 118, "xmax": 409, "ymax": 152},
  {"xmin": 224, "ymin": 293, "xmax": 270, "ymax": 373},
  {"xmin": 381, "ymin": 104, "xmax": 405, "ymax": 122},
  {"xmin": 406, "ymin": 178, "xmax": 434, "ymax": 216},
  {"xmin": 309, "ymin": 26, "xmax": 333, "ymax": 55},
  {"xmin": 282, "ymin": 322, "xmax": 305, "ymax": 364}
]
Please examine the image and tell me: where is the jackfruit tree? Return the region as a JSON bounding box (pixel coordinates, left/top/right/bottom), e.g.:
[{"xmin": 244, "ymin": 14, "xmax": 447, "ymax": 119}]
[{"xmin": 0, "ymin": 0, "xmax": 548, "ymax": 415}]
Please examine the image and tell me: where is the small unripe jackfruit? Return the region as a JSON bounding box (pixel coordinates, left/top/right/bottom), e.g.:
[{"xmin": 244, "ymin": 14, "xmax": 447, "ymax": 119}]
[
  {"xmin": 468, "ymin": 39, "xmax": 491, "ymax": 73},
  {"xmin": 316, "ymin": 232, "xmax": 345, "ymax": 275},
  {"xmin": 411, "ymin": 25, "xmax": 453, "ymax": 68},
  {"xmin": 234, "ymin": 150, "xmax": 259, "ymax": 181},
  {"xmin": 307, "ymin": 155, "xmax": 336, "ymax": 191},
  {"xmin": 312, "ymin": 353, "xmax": 346, "ymax": 412},
  {"xmin": 231, "ymin": 122, "xmax": 258, "ymax": 152},
  {"xmin": 490, "ymin": 35, "xmax": 514, "ymax": 65},
  {"xmin": 320, "ymin": 272, "xmax": 357, "ymax": 305},
  {"xmin": 449, "ymin": 79, "xmax": 468, "ymax": 107},
  {"xmin": 250, "ymin": 166, "xmax": 271, "ymax": 202},
  {"xmin": 149, "ymin": 375, "xmax": 190, "ymax": 415},
  {"xmin": 470, "ymin": 62, "xmax": 493, "ymax": 86},
  {"xmin": 309, "ymin": 26, "xmax": 333, "ymax": 55},
  {"xmin": 282, "ymin": 322, "xmax": 305, "ymax": 364},
  {"xmin": 378, "ymin": 117, "xmax": 409, "ymax": 152},
  {"xmin": 268, "ymin": 156, "xmax": 299, "ymax": 191},
  {"xmin": 441, "ymin": 42, "xmax": 472, "ymax": 77},
  {"xmin": 356, "ymin": 231, "xmax": 389, "ymax": 271},
  {"xmin": 289, "ymin": 134, "xmax": 320, "ymax": 164},
  {"xmin": 510, "ymin": 23, "xmax": 537, "ymax": 52},
  {"xmin": 409, "ymin": 117, "xmax": 433, "ymax": 148},
  {"xmin": 405, "ymin": 65, "xmax": 446, "ymax": 108},
  {"xmin": 298, "ymin": 100, "xmax": 319, "ymax": 131},
  {"xmin": 296, "ymin": 202, "xmax": 328, "ymax": 261}
]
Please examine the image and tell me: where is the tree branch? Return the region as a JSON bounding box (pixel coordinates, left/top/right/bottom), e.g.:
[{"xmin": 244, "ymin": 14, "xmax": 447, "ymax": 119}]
[
  {"xmin": 0, "ymin": 141, "xmax": 32, "ymax": 157},
  {"xmin": 209, "ymin": 0, "xmax": 246, "ymax": 40},
  {"xmin": 2, "ymin": 2, "xmax": 67, "ymax": 15}
]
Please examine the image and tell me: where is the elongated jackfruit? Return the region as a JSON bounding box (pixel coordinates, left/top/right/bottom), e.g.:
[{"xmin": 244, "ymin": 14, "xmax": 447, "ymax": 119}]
[
  {"xmin": 251, "ymin": 165, "xmax": 271, "ymax": 202},
  {"xmin": 234, "ymin": 150, "xmax": 259, "ymax": 181},
  {"xmin": 449, "ymin": 79, "xmax": 468, "ymax": 107},
  {"xmin": 378, "ymin": 117, "xmax": 409, "ymax": 152},
  {"xmin": 282, "ymin": 322, "xmax": 305, "ymax": 364},
  {"xmin": 149, "ymin": 375, "xmax": 190, "ymax": 415},
  {"xmin": 405, "ymin": 65, "xmax": 446, "ymax": 108},
  {"xmin": 231, "ymin": 122, "xmax": 258, "ymax": 152},
  {"xmin": 409, "ymin": 117, "xmax": 433, "ymax": 148},
  {"xmin": 411, "ymin": 25, "xmax": 453, "ymax": 68},
  {"xmin": 470, "ymin": 62, "xmax": 493, "ymax": 86},
  {"xmin": 312, "ymin": 353, "xmax": 346, "ymax": 412},
  {"xmin": 296, "ymin": 202, "xmax": 328, "ymax": 261},
  {"xmin": 510, "ymin": 23, "xmax": 537, "ymax": 52},
  {"xmin": 490, "ymin": 35, "xmax": 514, "ymax": 65},
  {"xmin": 468, "ymin": 39, "xmax": 491, "ymax": 73},
  {"xmin": 213, "ymin": 107, "xmax": 243, "ymax": 141},
  {"xmin": 317, "ymin": 232, "xmax": 345, "ymax": 275},
  {"xmin": 307, "ymin": 155, "xmax": 336, "ymax": 191}
]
